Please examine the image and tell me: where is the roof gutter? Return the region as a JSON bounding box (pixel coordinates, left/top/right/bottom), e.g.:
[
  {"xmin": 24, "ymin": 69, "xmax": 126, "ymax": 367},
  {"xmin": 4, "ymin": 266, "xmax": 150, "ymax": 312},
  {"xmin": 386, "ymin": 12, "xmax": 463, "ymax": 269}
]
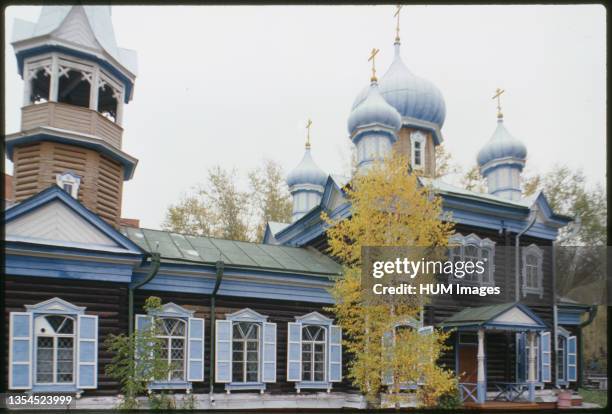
[
  {"xmin": 128, "ymin": 252, "xmax": 161, "ymax": 335},
  {"xmin": 209, "ymin": 261, "xmax": 224, "ymax": 402}
]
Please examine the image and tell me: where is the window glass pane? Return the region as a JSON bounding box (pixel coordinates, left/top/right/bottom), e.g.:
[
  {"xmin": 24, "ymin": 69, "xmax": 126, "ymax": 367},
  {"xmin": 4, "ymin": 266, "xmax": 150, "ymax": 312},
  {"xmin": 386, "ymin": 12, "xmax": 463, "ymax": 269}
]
[{"xmin": 36, "ymin": 337, "xmax": 54, "ymax": 383}]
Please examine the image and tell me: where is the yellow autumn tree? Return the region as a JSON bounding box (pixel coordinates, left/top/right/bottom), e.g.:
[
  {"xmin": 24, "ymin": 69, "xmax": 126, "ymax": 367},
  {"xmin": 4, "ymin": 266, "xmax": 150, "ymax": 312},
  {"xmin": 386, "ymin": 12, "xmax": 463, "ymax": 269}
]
[{"xmin": 322, "ymin": 153, "xmax": 457, "ymax": 408}]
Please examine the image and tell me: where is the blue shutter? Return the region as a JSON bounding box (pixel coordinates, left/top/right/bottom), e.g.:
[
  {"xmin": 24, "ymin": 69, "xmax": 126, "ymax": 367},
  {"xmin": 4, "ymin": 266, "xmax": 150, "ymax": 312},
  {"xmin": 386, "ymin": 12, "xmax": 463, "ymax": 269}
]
[
  {"xmin": 567, "ymin": 336, "xmax": 577, "ymax": 382},
  {"xmin": 262, "ymin": 322, "xmax": 277, "ymax": 383},
  {"xmin": 287, "ymin": 322, "xmax": 302, "ymax": 382},
  {"xmin": 382, "ymin": 331, "xmax": 393, "ymax": 385},
  {"xmin": 9, "ymin": 312, "xmax": 32, "ymax": 390},
  {"xmin": 540, "ymin": 332, "xmax": 551, "ymax": 382},
  {"xmin": 187, "ymin": 317, "xmax": 205, "ymax": 382},
  {"xmin": 135, "ymin": 314, "xmax": 153, "ymax": 380},
  {"xmin": 215, "ymin": 320, "xmax": 232, "ymax": 383},
  {"xmin": 328, "ymin": 325, "xmax": 342, "ymax": 382},
  {"xmin": 77, "ymin": 315, "xmax": 98, "ymax": 389}
]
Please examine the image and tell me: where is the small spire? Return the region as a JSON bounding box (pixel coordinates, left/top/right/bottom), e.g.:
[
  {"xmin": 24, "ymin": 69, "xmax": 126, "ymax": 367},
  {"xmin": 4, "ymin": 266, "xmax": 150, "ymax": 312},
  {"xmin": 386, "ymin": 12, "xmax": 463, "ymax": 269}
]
[
  {"xmin": 368, "ymin": 48, "xmax": 380, "ymax": 82},
  {"xmin": 492, "ymin": 87, "xmax": 505, "ymax": 120},
  {"xmin": 305, "ymin": 118, "xmax": 312, "ymax": 149},
  {"xmin": 394, "ymin": 4, "xmax": 403, "ymax": 43}
]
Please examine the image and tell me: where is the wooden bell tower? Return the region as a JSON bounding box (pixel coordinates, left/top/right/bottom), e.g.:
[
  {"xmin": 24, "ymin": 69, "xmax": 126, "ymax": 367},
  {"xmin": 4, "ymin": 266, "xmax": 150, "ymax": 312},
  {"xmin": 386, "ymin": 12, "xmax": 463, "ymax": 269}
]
[{"xmin": 6, "ymin": 6, "xmax": 138, "ymax": 227}]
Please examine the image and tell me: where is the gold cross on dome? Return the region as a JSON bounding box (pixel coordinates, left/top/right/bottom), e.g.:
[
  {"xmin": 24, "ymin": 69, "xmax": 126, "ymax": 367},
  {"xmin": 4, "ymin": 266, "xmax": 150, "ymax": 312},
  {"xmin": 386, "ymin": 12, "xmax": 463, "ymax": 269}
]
[
  {"xmin": 394, "ymin": 4, "xmax": 403, "ymax": 42},
  {"xmin": 368, "ymin": 48, "xmax": 380, "ymax": 81},
  {"xmin": 305, "ymin": 118, "xmax": 312, "ymax": 149},
  {"xmin": 492, "ymin": 88, "xmax": 505, "ymax": 119}
]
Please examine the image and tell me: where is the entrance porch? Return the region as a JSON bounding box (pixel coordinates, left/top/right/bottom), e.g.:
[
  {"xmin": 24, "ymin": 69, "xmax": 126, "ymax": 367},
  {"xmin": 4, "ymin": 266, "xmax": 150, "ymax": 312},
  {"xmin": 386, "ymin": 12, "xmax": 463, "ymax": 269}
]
[{"xmin": 441, "ymin": 302, "xmax": 550, "ymax": 405}]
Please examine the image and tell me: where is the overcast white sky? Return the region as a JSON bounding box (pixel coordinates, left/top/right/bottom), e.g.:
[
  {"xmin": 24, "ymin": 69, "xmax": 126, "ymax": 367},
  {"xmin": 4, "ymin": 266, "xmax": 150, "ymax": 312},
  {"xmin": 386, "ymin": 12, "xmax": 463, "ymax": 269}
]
[{"xmin": 4, "ymin": 5, "xmax": 606, "ymax": 229}]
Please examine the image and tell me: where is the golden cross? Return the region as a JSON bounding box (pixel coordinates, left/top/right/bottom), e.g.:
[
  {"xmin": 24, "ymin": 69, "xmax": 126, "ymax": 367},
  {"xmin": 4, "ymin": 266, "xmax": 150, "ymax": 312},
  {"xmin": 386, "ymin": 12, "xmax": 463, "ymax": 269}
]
[
  {"xmin": 394, "ymin": 4, "xmax": 403, "ymax": 42},
  {"xmin": 305, "ymin": 118, "xmax": 312, "ymax": 149},
  {"xmin": 492, "ymin": 88, "xmax": 505, "ymax": 119},
  {"xmin": 368, "ymin": 48, "xmax": 380, "ymax": 81}
]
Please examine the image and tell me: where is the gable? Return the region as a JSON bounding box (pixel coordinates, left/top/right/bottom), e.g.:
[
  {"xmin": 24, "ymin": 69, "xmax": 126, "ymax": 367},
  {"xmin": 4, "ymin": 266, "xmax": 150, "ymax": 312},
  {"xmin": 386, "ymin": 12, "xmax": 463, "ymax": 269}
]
[
  {"xmin": 52, "ymin": 6, "xmax": 101, "ymax": 51},
  {"xmin": 5, "ymin": 186, "xmax": 143, "ymax": 255},
  {"xmin": 491, "ymin": 307, "xmax": 539, "ymax": 326},
  {"xmin": 7, "ymin": 200, "xmax": 118, "ymax": 248}
]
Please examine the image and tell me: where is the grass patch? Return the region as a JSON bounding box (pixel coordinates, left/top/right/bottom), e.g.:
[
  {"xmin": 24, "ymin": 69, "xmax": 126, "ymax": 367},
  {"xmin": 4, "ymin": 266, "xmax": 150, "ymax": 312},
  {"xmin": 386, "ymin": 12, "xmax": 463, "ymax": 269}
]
[{"xmin": 579, "ymin": 388, "xmax": 607, "ymax": 408}]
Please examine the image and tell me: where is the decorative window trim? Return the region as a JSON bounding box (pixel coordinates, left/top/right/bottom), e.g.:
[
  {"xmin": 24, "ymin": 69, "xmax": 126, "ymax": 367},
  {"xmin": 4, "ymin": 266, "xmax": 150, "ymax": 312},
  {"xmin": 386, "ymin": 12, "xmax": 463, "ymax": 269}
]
[
  {"xmin": 216, "ymin": 308, "xmax": 276, "ymax": 393},
  {"xmin": 56, "ymin": 172, "xmax": 81, "ymax": 199},
  {"xmin": 288, "ymin": 312, "xmax": 338, "ymax": 392},
  {"xmin": 448, "ymin": 233, "xmax": 496, "ymax": 286},
  {"xmin": 9, "ymin": 298, "xmax": 98, "ymax": 394},
  {"xmin": 410, "ymin": 131, "xmax": 426, "ymax": 170},
  {"xmin": 521, "ymin": 244, "xmax": 544, "ymax": 298},
  {"xmin": 137, "ymin": 302, "xmax": 204, "ymax": 391}
]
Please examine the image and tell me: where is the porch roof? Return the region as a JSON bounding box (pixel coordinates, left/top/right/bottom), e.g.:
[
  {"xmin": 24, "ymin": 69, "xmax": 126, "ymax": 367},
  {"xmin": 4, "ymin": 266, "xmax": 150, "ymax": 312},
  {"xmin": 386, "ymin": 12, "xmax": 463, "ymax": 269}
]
[{"xmin": 440, "ymin": 302, "xmax": 548, "ymax": 331}]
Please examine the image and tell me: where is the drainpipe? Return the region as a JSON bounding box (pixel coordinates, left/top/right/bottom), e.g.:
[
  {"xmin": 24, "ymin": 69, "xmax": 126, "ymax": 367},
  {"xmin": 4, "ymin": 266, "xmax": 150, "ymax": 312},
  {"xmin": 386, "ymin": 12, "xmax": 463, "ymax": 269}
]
[
  {"xmin": 577, "ymin": 305, "xmax": 598, "ymax": 387},
  {"xmin": 515, "ymin": 209, "xmax": 538, "ymax": 302},
  {"xmin": 209, "ymin": 261, "xmax": 225, "ymax": 402},
  {"xmin": 553, "ymin": 217, "xmax": 581, "ymax": 386},
  {"xmin": 128, "ymin": 252, "xmax": 161, "ymax": 335}
]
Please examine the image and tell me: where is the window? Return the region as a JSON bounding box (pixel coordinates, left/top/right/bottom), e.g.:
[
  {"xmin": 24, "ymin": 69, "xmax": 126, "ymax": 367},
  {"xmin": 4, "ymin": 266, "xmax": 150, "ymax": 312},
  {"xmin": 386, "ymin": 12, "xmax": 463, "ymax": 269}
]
[
  {"xmin": 516, "ymin": 332, "xmax": 541, "ymax": 383},
  {"xmin": 522, "ymin": 244, "xmax": 543, "ymax": 297},
  {"xmin": 448, "ymin": 234, "xmax": 496, "ymax": 285},
  {"xmin": 56, "ymin": 172, "xmax": 81, "ymax": 199},
  {"xmin": 9, "ymin": 298, "xmax": 98, "ymax": 391},
  {"xmin": 287, "ymin": 312, "xmax": 341, "ymax": 391},
  {"xmin": 35, "ymin": 315, "xmax": 75, "ymax": 384},
  {"xmin": 158, "ymin": 318, "xmax": 186, "ymax": 381},
  {"xmin": 215, "ymin": 308, "xmax": 276, "ymax": 392},
  {"xmin": 411, "ymin": 131, "xmax": 426, "ymax": 169},
  {"xmin": 136, "ymin": 302, "xmax": 205, "ymax": 389},
  {"xmin": 301, "ymin": 325, "xmax": 326, "ymax": 382},
  {"xmin": 30, "ymin": 68, "xmax": 51, "ymax": 104},
  {"xmin": 557, "ymin": 335, "xmax": 566, "ymax": 382},
  {"xmin": 232, "ymin": 322, "xmax": 260, "ymax": 383}
]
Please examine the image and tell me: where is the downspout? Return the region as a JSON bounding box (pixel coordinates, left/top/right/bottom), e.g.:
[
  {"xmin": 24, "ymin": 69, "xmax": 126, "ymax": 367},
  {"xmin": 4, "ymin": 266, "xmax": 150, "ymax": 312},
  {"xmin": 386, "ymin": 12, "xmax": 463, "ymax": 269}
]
[
  {"xmin": 553, "ymin": 217, "xmax": 581, "ymax": 386},
  {"xmin": 128, "ymin": 252, "xmax": 161, "ymax": 335},
  {"xmin": 515, "ymin": 209, "xmax": 538, "ymax": 302},
  {"xmin": 577, "ymin": 305, "xmax": 598, "ymax": 387},
  {"xmin": 209, "ymin": 261, "xmax": 224, "ymax": 402}
]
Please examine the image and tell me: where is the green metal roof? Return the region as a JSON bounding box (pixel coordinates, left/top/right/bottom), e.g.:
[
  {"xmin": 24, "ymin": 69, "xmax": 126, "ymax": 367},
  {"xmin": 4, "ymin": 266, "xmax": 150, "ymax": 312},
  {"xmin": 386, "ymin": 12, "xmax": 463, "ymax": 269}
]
[
  {"xmin": 441, "ymin": 302, "xmax": 516, "ymax": 328},
  {"xmin": 120, "ymin": 227, "xmax": 342, "ymax": 276}
]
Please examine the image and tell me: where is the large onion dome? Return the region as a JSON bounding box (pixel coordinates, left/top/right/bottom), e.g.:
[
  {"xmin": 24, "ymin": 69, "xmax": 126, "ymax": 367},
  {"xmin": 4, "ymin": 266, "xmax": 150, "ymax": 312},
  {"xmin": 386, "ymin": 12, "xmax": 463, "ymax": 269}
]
[
  {"xmin": 352, "ymin": 43, "xmax": 446, "ymax": 128},
  {"xmin": 286, "ymin": 148, "xmax": 327, "ymax": 188},
  {"xmin": 477, "ymin": 118, "xmax": 527, "ymax": 168},
  {"xmin": 347, "ymin": 80, "xmax": 402, "ymax": 136}
]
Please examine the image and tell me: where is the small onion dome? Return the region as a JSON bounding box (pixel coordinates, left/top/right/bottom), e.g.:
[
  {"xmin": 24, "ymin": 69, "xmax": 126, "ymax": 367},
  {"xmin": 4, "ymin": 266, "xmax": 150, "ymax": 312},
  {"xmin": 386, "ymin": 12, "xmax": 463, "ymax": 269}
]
[
  {"xmin": 347, "ymin": 80, "xmax": 402, "ymax": 136},
  {"xmin": 286, "ymin": 148, "xmax": 328, "ymax": 188},
  {"xmin": 352, "ymin": 43, "xmax": 446, "ymax": 127},
  {"xmin": 477, "ymin": 118, "xmax": 527, "ymax": 167}
]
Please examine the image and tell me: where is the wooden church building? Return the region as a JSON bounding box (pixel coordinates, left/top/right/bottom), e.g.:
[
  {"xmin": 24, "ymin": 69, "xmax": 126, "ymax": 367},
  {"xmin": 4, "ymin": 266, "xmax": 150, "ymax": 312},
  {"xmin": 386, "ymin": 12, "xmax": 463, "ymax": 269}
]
[{"xmin": 4, "ymin": 5, "xmax": 595, "ymax": 409}]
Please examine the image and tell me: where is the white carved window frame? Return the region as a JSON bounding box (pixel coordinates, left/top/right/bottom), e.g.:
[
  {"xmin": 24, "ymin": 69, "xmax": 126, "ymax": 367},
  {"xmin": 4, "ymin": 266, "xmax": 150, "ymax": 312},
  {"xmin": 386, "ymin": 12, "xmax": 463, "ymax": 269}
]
[
  {"xmin": 448, "ymin": 233, "xmax": 496, "ymax": 286},
  {"xmin": 56, "ymin": 172, "xmax": 81, "ymax": 199},
  {"xmin": 522, "ymin": 244, "xmax": 544, "ymax": 297},
  {"xmin": 410, "ymin": 131, "xmax": 426, "ymax": 170}
]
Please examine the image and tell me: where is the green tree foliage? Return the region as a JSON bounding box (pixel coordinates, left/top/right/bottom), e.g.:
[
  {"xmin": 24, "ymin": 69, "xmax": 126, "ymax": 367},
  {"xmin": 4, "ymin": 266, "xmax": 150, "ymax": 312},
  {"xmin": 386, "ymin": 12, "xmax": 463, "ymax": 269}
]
[
  {"xmin": 248, "ymin": 159, "xmax": 293, "ymax": 241},
  {"xmin": 104, "ymin": 297, "xmax": 172, "ymax": 409},
  {"xmin": 162, "ymin": 160, "xmax": 291, "ymax": 242}
]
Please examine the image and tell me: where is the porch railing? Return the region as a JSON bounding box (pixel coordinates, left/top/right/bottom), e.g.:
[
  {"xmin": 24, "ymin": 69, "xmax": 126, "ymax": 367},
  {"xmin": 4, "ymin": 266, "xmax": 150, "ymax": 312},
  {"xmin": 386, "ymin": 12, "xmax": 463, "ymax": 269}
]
[
  {"xmin": 458, "ymin": 382, "xmax": 478, "ymax": 403},
  {"xmin": 491, "ymin": 382, "xmax": 528, "ymax": 401}
]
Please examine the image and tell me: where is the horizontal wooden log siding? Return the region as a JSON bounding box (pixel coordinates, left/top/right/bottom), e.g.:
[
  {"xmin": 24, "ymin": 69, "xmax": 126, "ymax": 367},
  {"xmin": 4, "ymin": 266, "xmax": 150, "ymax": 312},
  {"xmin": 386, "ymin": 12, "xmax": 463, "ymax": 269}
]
[
  {"xmin": 12, "ymin": 141, "xmax": 124, "ymax": 227},
  {"xmin": 3, "ymin": 276, "xmax": 129, "ymax": 396},
  {"xmin": 21, "ymin": 102, "xmax": 123, "ymax": 149},
  {"xmin": 134, "ymin": 290, "xmax": 354, "ymax": 394}
]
